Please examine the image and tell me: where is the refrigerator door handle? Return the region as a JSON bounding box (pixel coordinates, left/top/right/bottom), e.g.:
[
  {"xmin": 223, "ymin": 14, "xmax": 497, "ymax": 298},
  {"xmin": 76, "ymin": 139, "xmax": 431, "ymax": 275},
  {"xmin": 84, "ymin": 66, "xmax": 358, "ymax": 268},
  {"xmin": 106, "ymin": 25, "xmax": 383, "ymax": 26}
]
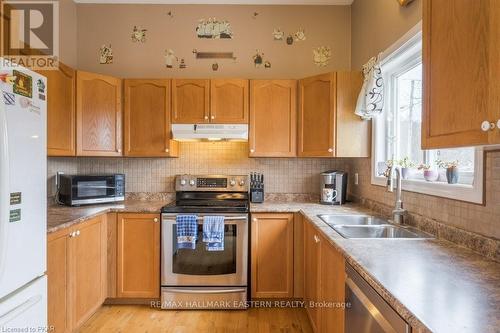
[
  {"xmin": 0, "ymin": 99, "xmax": 9, "ymax": 282},
  {"xmin": 0, "ymin": 295, "xmax": 42, "ymax": 325}
]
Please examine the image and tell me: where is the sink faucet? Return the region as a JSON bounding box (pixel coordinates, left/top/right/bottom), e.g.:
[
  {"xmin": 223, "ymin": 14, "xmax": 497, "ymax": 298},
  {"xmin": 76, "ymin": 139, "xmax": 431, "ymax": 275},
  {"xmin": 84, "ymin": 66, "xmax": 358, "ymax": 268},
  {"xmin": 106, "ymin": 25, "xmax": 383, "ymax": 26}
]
[{"xmin": 387, "ymin": 165, "xmax": 406, "ymax": 225}]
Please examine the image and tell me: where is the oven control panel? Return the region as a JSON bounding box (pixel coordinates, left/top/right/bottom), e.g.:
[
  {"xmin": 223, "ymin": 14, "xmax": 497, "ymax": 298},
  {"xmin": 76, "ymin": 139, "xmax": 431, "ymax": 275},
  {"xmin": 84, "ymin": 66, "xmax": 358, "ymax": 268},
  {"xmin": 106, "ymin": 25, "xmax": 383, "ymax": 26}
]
[{"xmin": 176, "ymin": 175, "xmax": 248, "ymax": 192}]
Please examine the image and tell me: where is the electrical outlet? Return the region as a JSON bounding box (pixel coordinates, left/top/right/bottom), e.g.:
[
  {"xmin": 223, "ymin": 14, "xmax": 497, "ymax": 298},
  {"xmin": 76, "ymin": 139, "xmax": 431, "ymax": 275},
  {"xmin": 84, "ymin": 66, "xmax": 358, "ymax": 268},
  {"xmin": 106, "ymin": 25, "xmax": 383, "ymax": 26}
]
[{"xmin": 354, "ymin": 173, "xmax": 359, "ymax": 185}]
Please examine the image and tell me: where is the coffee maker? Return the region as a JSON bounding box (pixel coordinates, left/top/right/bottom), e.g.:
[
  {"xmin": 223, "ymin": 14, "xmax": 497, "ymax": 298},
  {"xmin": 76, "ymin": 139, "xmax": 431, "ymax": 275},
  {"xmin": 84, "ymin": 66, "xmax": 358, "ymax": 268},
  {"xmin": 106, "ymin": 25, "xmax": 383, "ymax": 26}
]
[{"xmin": 320, "ymin": 170, "xmax": 348, "ymax": 205}]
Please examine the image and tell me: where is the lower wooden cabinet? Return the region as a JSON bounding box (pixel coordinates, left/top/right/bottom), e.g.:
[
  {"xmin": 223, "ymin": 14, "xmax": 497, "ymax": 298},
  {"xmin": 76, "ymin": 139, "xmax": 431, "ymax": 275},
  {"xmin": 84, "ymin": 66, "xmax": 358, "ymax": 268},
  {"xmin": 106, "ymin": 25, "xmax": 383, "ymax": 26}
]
[
  {"xmin": 304, "ymin": 221, "xmax": 321, "ymax": 332},
  {"xmin": 116, "ymin": 213, "xmax": 160, "ymax": 298},
  {"xmin": 251, "ymin": 213, "xmax": 294, "ymax": 298},
  {"xmin": 304, "ymin": 219, "xmax": 345, "ymax": 333},
  {"xmin": 47, "ymin": 215, "xmax": 107, "ymax": 332}
]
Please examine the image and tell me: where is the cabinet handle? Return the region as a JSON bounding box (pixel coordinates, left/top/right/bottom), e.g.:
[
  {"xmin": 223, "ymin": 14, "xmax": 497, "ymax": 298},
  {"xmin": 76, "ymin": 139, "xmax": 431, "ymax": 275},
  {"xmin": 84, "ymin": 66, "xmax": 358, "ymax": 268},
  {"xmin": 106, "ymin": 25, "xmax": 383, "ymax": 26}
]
[
  {"xmin": 117, "ymin": 149, "xmax": 122, "ymax": 153},
  {"xmin": 314, "ymin": 235, "xmax": 320, "ymax": 243},
  {"xmin": 211, "ymin": 115, "xmax": 215, "ymax": 120},
  {"xmin": 481, "ymin": 121, "xmax": 495, "ymax": 132},
  {"xmin": 165, "ymin": 148, "xmax": 169, "ymax": 153},
  {"xmin": 250, "ymin": 149, "xmax": 255, "ymax": 153},
  {"xmin": 204, "ymin": 115, "xmax": 209, "ymax": 120},
  {"xmin": 69, "ymin": 231, "xmax": 75, "ymax": 238},
  {"xmin": 497, "ymin": 120, "xmax": 500, "ymax": 129},
  {"xmin": 75, "ymin": 230, "xmax": 80, "ymax": 236},
  {"xmin": 328, "ymin": 148, "xmax": 333, "ymax": 153},
  {"xmin": 153, "ymin": 218, "xmax": 159, "ymax": 222},
  {"xmin": 252, "ymin": 218, "xmax": 257, "ymax": 222}
]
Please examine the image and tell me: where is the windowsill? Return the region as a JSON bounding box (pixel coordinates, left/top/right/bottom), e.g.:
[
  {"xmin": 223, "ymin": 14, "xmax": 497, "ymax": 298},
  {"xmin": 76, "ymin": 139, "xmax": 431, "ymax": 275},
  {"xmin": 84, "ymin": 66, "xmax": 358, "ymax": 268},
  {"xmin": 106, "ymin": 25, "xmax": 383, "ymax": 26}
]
[{"xmin": 371, "ymin": 175, "xmax": 484, "ymax": 204}]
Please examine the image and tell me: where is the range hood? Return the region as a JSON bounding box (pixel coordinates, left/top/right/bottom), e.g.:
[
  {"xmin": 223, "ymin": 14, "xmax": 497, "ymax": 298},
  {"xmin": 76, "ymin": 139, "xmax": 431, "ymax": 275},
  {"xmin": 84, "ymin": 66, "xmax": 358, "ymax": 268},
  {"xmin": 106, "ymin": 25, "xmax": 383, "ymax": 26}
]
[{"xmin": 172, "ymin": 124, "xmax": 248, "ymax": 141}]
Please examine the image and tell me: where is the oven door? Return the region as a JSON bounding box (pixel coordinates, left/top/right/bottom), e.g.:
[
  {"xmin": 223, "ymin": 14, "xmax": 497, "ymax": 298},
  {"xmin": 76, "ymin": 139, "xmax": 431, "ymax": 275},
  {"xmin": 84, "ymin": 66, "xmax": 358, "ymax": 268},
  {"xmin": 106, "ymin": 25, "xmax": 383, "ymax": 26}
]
[{"xmin": 161, "ymin": 213, "xmax": 248, "ymax": 286}]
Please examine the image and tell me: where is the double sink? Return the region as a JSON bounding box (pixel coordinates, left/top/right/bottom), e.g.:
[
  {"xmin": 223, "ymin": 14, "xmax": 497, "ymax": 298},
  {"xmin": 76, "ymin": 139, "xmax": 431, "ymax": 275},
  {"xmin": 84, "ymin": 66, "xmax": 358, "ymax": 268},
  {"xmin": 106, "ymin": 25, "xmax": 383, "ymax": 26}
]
[{"xmin": 318, "ymin": 215, "xmax": 434, "ymax": 239}]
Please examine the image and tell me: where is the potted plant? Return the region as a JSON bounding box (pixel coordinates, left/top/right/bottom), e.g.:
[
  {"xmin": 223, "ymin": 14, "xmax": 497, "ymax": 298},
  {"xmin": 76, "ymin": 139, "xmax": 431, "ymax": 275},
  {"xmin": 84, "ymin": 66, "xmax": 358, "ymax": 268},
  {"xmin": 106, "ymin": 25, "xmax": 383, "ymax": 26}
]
[
  {"xmin": 437, "ymin": 159, "xmax": 460, "ymax": 184},
  {"xmin": 398, "ymin": 157, "xmax": 416, "ymax": 180},
  {"xmin": 418, "ymin": 163, "xmax": 439, "ymax": 182}
]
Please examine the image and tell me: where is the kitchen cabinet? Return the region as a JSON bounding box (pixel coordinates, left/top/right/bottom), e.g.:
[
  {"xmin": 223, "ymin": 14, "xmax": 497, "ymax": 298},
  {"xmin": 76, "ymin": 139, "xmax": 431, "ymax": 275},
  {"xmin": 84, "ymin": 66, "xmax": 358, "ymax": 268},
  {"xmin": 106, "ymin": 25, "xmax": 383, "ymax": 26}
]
[
  {"xmin": 249, "ymin": 80, "xmax": 297, "ymax": 157},
  {"xmin": 319, "ymin": 233, "xmax": 345, "ymax": 333},
  {"xmin": 39, "ymin": 63, "xmax": 76, "ymax": 156},
  {"xmin": 116, "ymin": 213, "xmax": 160, "ymax": 298},
  {"xmin": 171, "ymin": 79, "xmax": 210, "ymax": 123},
  {"xmin": 47, "ymin": 230, "xmax": 70, "ymax": 333},
  {"xmin": 304, "ymin": 221, "xmax": 321, "ymax": 332},
  {"xmin": 251, "ymin": 213, "xmax": 294, "ymax": 298},
  {"xmin": 298, "ymin": 72, "xmax": 369, "ymax": 157},
  {"xmin": 210, "ymin": 79, "xmax": 249, "ymax": 123},
  {"xmin": 123, "ymin": 79, "xmax": 178, "ymax": 157},
  {"xmin": 47, "ymin": 215, "xmax": 107, "ymax": 332},
  {"xmin": 304, "ymin": 219, "xmax": 346, "ymax": 333},
  {"xmin": 422, "ymin": 0, "xmax": 500, "ymax": 148},
  {"xmin": 76, "ymin": 71, "xmax": 122, "ymax": 156}
]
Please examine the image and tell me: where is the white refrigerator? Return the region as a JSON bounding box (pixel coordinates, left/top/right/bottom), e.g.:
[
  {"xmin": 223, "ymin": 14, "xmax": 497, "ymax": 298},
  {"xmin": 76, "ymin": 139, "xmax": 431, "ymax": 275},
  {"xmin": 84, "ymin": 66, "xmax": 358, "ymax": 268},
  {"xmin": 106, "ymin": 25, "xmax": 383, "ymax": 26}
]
[{"xmin": 0, "ymin": 62, "xmax": 47, "ymax": 329}]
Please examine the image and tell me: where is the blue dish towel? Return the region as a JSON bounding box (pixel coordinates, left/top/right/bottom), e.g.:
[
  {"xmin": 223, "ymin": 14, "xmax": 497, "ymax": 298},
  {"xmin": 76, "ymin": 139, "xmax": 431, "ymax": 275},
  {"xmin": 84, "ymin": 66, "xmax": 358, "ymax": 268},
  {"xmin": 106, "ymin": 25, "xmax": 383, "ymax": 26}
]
[
  {"xmin": 176, "ymin": 215, "xmax": 198, "ymax": 250},
  {"xmin": 203, "ymin": 216, "xmax": 225, "ymax": 251}
]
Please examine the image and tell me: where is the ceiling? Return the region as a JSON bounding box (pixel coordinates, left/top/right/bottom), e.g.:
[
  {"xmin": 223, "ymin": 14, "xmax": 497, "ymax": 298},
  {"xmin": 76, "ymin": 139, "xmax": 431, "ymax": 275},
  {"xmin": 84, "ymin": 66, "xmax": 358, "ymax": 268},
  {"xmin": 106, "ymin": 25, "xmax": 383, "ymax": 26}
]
[{"xmin": 73, "ymin": 0, "xmax": 354, "ymax": 5}]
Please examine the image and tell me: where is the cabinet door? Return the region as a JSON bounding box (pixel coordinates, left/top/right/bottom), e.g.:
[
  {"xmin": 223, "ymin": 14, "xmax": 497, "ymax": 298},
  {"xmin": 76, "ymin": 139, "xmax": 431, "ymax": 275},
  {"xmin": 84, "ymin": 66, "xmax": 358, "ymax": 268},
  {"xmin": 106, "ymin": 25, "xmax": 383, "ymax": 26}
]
[
  {"xmin": 249, "ymin": 80, "xmax": 297, "ymax": 157},
  {"xmin": 39, "ymin": 63, "xmax": 76, "ymax": 156},
  {"xmin": 171, "ymin": 79, "xmax": 210, "ymax": 123},
  {"xmin": 47, "ymin": 231, "xmax": 71, "ymax": 333},
  {"xmin": 336, "ymin": 71, "xmax": 370, "ymax": 157},
  {"xmin": 124, "ymin": 79, "xmax": 178, "ymax": 157},
  {"xmin": 76, "ymin": 71, "xmax": 122, "ymax": 156},
  {"xmin": 117, "ymin": 213, "xmax": 160, "ymax": 298},
  {"xmin": 251, "ymin": 213, "xmax": 294, "ymax": 299},
  {"xmin": 422, "ymin": 0, "xmax": 499, "ymax": 148},
  {"xmin": 69, "ymin": 216, "xmax": 106, "ymax": 329},
  {"xmin": 298, "ymin": 73, "xmax": 336, "ymax": 157},
  {"xmin": 320, "ymin": 235, "xmax": 345, "ymax": 333},
  {"xmin": 210, "ymin": 79, "xmax": 249, "ymax": 123},
  {"xmin": 304, "ymin": 222, "xmax": 321, "ymax": 332}
]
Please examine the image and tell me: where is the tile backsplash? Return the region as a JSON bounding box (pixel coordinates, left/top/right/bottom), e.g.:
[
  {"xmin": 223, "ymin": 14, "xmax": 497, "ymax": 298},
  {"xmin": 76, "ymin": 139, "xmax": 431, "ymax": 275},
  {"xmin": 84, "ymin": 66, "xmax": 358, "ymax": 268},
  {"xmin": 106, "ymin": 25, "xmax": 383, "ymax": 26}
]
[{"xmin": 47, "ymin": 142, "xmax": 350, "ymax": 197}]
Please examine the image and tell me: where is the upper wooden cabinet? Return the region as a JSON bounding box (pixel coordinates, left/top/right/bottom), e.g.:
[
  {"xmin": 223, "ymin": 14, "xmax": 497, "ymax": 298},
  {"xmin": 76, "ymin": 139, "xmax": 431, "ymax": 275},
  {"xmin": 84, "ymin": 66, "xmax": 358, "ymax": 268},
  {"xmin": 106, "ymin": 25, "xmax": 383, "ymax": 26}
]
[
  {"xmin": 298, "ymin": 72, "xmax": 369, "ymax": 157},
  {"xmin": 116, "ymin": 213, "xmax": 160, "ymax": 298},
  {"xmin": 76, "ymin": 71, "xmax": 123, "ymax": 156},
  {"xmin": 171, "ymin": 79, "xmax": 210, "ymax": 123},
  {"xmin": 124, "ymin": 79, "xmax": 178, "ymax": 157},
  {"xmin": 40, "ymin": 63, "xmax": 76, "ymax": 156},
  {"xmin": 210, "ymin": 79, "xmax": 249, "ymax": 123},
  {"xmin": 251, "ymin": 213, "xmax": 294, "ymax": 299},
  {"xmin": 249, "ymin": 80, "xmax": 297, "ymax": 157},
  {"xmin": 422, "ymin": 0, "xmax": 500, "ymax": 148}
]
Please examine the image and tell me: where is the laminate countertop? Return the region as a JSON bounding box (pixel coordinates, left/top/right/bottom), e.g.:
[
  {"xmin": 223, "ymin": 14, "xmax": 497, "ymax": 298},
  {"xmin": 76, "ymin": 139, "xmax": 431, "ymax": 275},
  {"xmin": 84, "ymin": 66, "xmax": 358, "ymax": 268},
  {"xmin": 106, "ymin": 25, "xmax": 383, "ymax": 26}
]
[
  {"xmin": 47, "ymin": 200, "xmax": 500, "ymax": 333},
  {"xmin": 251, "ymin": 201, "xmax": 500, "ymax": 333},
  {"xmin": 47, "ymin": 199, "xmax": 169, "ymax": 234}
]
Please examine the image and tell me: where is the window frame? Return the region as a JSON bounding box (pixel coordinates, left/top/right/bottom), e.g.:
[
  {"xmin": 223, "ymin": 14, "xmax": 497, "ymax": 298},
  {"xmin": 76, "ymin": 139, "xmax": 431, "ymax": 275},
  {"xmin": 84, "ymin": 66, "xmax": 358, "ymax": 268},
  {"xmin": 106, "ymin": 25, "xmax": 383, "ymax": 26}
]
[{"xmin": 370, "ymin": 23, "xmax": 485, "ymax": 204}]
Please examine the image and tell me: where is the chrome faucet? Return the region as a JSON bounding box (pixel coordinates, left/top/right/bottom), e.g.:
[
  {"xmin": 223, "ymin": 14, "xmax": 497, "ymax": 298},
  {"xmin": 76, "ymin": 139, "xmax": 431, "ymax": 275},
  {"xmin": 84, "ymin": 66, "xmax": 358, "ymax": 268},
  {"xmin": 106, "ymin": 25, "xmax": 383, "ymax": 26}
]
[{"xmin": 387, "ymin": 165, "xmax": 406, "ymax": 225}]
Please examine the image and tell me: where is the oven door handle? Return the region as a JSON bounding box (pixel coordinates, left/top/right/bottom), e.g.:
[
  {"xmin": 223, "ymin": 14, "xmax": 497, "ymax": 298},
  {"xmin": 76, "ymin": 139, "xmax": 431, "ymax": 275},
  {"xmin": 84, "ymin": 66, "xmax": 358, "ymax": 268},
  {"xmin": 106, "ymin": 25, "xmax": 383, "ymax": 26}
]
[
  {"xmin": 163, "ymin": 288, "xmax": 247, "ymax": 294},
  {"xmin": 162, "ymin": 216, "xmax": 248, "ymax": 222}
]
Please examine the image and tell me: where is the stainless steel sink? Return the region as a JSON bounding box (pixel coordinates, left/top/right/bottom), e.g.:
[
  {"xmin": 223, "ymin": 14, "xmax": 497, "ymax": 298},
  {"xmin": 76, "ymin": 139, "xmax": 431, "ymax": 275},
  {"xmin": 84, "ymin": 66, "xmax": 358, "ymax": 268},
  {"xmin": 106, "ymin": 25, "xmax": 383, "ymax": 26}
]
[
  {"xmin": 318, "ymin": 214, "xmax": 387, "ymax": 226},
  {"xmin": 318, "ymin": 214, "xmax": 434, "ymax": 239},
  {"xmin": 332, "ymin": 225, "xmax": 433, "ymax": 239}
]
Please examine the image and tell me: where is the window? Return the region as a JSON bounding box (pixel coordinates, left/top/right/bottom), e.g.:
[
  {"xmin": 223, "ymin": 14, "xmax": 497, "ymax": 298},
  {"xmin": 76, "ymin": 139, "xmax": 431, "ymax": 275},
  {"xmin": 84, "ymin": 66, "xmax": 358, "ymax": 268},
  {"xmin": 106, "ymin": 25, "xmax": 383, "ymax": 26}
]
[{"xmin": 371, "ymin": 25, "xmax": 484, "ymax": 203}]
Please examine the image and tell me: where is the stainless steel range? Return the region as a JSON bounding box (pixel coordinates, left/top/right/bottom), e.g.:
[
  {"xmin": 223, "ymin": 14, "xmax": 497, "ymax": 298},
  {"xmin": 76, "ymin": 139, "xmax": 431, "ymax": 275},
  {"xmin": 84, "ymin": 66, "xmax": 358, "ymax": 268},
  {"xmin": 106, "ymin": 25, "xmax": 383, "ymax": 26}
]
[{"xmin": 160, "ymin": 175, "xmax": 249, "ymax": 309}]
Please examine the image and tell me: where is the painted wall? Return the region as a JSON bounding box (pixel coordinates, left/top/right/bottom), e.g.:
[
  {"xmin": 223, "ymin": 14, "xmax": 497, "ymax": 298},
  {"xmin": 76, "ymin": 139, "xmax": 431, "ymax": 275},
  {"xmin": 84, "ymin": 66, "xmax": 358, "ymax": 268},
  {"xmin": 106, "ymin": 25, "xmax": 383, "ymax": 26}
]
[
  {"xmin": 351, "ymin": 0, "xmax": 421, "ymax": 68},
  {"xmin": 59, "ymin": 0, "xmax": 78, "ymax": 67},
  {"xmin": 75, "ymin": 4, "xmax": 351, "ymax": 78}
]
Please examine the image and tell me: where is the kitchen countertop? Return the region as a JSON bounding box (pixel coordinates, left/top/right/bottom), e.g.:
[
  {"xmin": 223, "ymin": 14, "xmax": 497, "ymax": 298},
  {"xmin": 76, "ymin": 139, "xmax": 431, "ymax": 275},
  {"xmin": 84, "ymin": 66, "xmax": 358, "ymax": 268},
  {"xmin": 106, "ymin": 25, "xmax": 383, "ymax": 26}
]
[
  {"xmin": 47, "ymin": 199, "xmax": 169, "ymax": 234},
  {"xmin": 47, "ymin": 200, "xmax": 500, "ymax": 332},
  {"xmin": 251, "ymin": 201, "xmax": 500, "ymax": 333}
]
